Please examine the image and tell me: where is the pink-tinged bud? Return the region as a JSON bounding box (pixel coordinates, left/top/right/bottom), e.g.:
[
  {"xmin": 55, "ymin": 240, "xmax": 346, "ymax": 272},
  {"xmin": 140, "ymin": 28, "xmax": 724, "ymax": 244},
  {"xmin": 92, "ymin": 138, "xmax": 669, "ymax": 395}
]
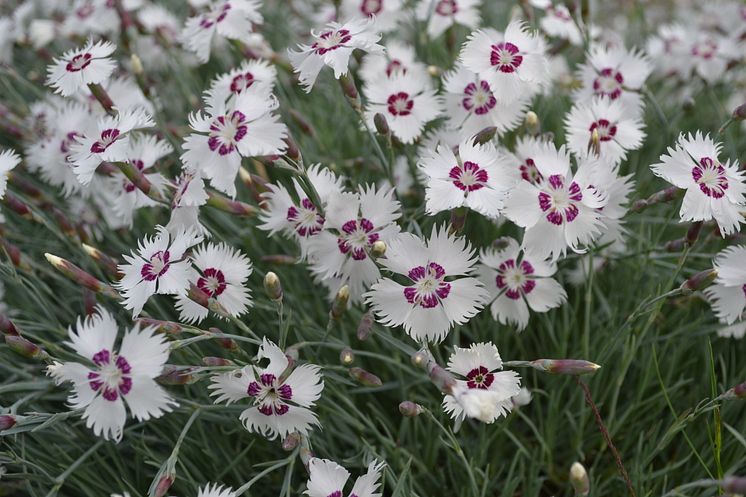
[
  {"xmin": 664, "ymin": 238, "xmax": 686, "ymax": 252},
  {"xmin": 282, "ymin": 432, "xmax": 301, "ymax": 451},
  {"xmin": 530, "ymin": 359, "xmax": 601, "ymax": 376},
  {"xmin": 208, "ymin": 327, "xmax": 238, "ymax": 351},
  {"xmin": 680, "ymin": 268, "xmax": 718, "ymax": 295},
  {"xmin": 724, "ymin": 476, "xmax": 746, "ymax": 494},
  {"xmin": 284, "ymin": 346, "xmax": 299, "ymax": 363},
  {"xmin": 283, "ymin": 134, "xmax": 302, "ymax": 162},
  {"xmin": 472, "ymin": 126, "xmax": 497, "ymax": 145},
  {"xmin": 187, "ymin": 283, "xmax": 210, "ymax": 308},
  {"xmin": 206, "ymin": 191, "xmax": 256, "ymax": 216},
  {"xmin": 202, "ymin": 356, "xmax": 234, "ymax": 367},
  {"xmin": 339, "ymin": 347, "xmax": 354, "ymax": 365},
  {"xmin": 1, "ymin": 237, "xmax": 25, "ymax": 269},
  {"xmin": 264, "ymin": 272, "xmax": 283, "ymax": 302},
  {"xmin": 449, "ymin": 207, "xmax": 467, "ymax": 234},
  {"xmin": 374, "ymin": 113, "xmax": 390, "ymax": 136},
  {"xmin": 570, "ymin": 462, "xmax": 590, "ymax": 496},
  {"xmin": 4, "ymin": 191, "xmax": 35, "ymax": 220},
  {"xmin": 735, "ymin": 381, "xmax": 746, "ymax": 398},
  {"xmin": 349, "ymin": 367, "xmax": 382, "ymax": 387},
  {"xmin": 330, "ymin": 285, "xmax": 350, "ymax": 320},
  {"xmin": 492, "ymin": 237, "xmax": 511, "ymax": 250},
  {"xmin": 428, "ymin": 362, "xmax": 457, "ymax": 393},
  {"xmin": 137, "ymin": 318, "xmax": 183, "ymax": 335},
  {"xmin": 114, "ymin": 161, "xmax": 163, "ymax": 202},
  {"xmin": 156, "ymin": 365, "xmax": 197, "ymax": 385},
  {"xmin": 44, "ymin": 253, "xmax": 119, "ymax": 299},
  {"xmin": 289, "ymin": 109, "xmax": 316, "ymax": 137},
  {"xmin": 0, "ymin": 414, "xmax": 17, "ymax": 431},
  {"xmin": 260, "ymin": 254, "xmax": 297, "ymax": 265},
  {"xmin": 686, "ymin": 221, "xmax": 703, "ymax": 247},
  {"xmin": 87, "ymin": 82, "xmax": 115, "ymax": 116},
  {"xmin": 5, "ymin": 335, "xmax": 50, "ymax": 361},
  {"xmin": 0, "ymin": 314, "xmax": 19, "ymax": 336},
  {"xmin": 357, "ymin": 311, "xmax": 374, "ymax": 341},
  {"xmin": 153, "ymin": 474, "xmax": 174, "ymax": 497},
  {"xmin": 732, "ymin": 102, "xmax": 746, "ymax": 121},
  {"xmin": 339, "ymin": 73, "xmax": 361, "ymax": 110},
  {"xmin": 399, "ymin": 401, "xmax": 423, "ymax": 417}
]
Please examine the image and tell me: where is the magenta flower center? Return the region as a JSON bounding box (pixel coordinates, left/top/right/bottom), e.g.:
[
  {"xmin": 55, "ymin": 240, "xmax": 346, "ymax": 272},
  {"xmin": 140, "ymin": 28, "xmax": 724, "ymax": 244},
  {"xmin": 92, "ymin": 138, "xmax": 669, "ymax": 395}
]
[
  {"xmin": 691, "ymin": 38, "xmax": 717, "ymax": 60},
  {"xmin": 197, "ymin": 267, "xmax": 227, "ymax": 297},
  {"xmin": 589, "ymin": 118, "xmax": 617, "ymax": 142},
  {"xmin": 692, "ymin": 156, "xmax": 729, "ymax": 199},
  {"xmin": 287, "ymin": 198, "xmax": 325, "ymax": 237},
  {"xmin": 387, "ymin": 92, "xmax": 414, "ymax": 116},
  {"xmin": 141, "ymin": 250, "xmax": 171, "ymax": 281},
  {"xmin": 199, "ymin": 3, "xmax": 231, "ymax": 28},
  {"xmin": 230, "ymin": 72, "xmax": 255, "ymax": 93},
  {"xmin": 337, "ymin": 218, "xmax": 379, "ymax": 260},
  {"xmin": 59, "ymin": 131, "xmax": 80, "ymax": 155},
  {"xmin": 495, "ymin": 258, "xmax": 536, "ymax": 300},
  {"xmin": 66, "ymin": 53, "xmax": 92, "ymax": 72},
  {"xmin": 312, "ymin": 29, "xmax": 352, "ymax": 55},
  {"xmin": 208, "ymin": 110, "xmax": 248, "ymax": 156},
  {"xmin": 248, "ymin": 372, "xmax": 293, "ymax": 416},
  {"xmin": 450, "ymin": 160, "xmax": 488, "ymax": 192},
  {"xmin": 520, "ymin": 158, "xmax": 543, "ymax": 184},
  {"xmin": 593, "ymin": 68, "xmax": 624, "ymax": 100},
  {"xmin": 404, "ymin": 262, "xmax": 451, "ymax": 308},
  {"xmin": 549, "ymin": 5, "xmax": 572, "ymax": 21},
  {"xmin": 90, "ymin": 128, "xmax": 121, "ymax": 154},
  {"xmin": 538, "ymin": 175, "xmax": 583, "ymax": 225},
  {"xmin": 386, "ymin": 59, "xmax": 404, "ymax": 77},
  {"xmin": 490, "ymin": 42, "xmax": 523, "ymax": 73},
  {"xmin": 463, "ymin": 80, "xmax": 497, "ymax": 115},
  {"xmin": 88, "ymin": 348, "xmax": 132, "ymax": 402},
  {"xmin": 466, "ymin": 366, "xmax": 495, "ymax": 389},
  {"xmin": 435, "ymin": 0, "xmax": 458, "ymax": 16},
  {"xmin": 360, "ymin": 0, "xmax": 383, "ymax": 15}
]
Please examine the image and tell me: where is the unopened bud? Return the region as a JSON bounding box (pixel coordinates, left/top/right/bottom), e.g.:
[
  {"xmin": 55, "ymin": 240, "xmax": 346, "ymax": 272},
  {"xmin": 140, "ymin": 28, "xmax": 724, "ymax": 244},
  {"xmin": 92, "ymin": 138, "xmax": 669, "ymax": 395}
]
[
  {"xmin": 374, "ymin": 113, "xmax": 390, "ymax": 136},
  {"xmin": 723, "ymin": 476, "xmax": 746, "ymax": 494},
  {"xmin": 349, "ymin": 367, "xmax": 383, "ymax": 387},
  {"xmin": 588, "ymin": 128, "xmax": 601, "ymax": 157},
  {"xmin": 411, "ymin": 350, "xmax": 428, "ymax": 368},
  {"xmin": 339, "ymin": 73, "xmax": 361, "ymax": 110},
  {"xmin": 82, "ymin": 243, "xmax": 121, "ymax": 278},
  {"xmin": 208, "ymin": 327, "xmax": 239, "ymax": 351},
  {"xmin": 330, "ymin": 285, "xmax": 350, "ymax": 320},
  {"xmin": 686, "ymin": 221, "xmax": 703, "ymax": 247},
  {"xmin": 371, "ymin": 240, "xmax": 386, "ymax": 258},
  {"xmin": 130, "ymin": 53, "xmax": 144, "ymax": 75},
  {"xmin": 153, "ymin": 474, "xmax": 174, "ymax": 497},
  {"xmin": 398, "ymin": 401, "xmax": 423, "ymax": 417},
  {"xmin": 264, "ymin": 272, "xmax": 283, "ymax": 302},
  {"xmin": 0, "ymin": 314, "xmax": 19, "ymax": 336},
  {"xmin": 680, "ymin": 268, "xmax": 718, "ymax": 295},
  {"xmin": 202, "ymin": 356, "xmax": 234, "ymax": 366},
  {"xmin": 285, "ymin": 346, "xmax": 299, "ymax": 363},
  {"xmin": 427, "ymin": 65, "xmax": 441, "ymax": 77},
  {"xmin": 282, "ymin": 432, "xmax": 301, "ymax": 451},
  {"xmin": 449, "ymin": 206, "xmax": 467, "ymax": 234},
  {"xmin": 339, "ymin": 347, "xmax": 354, "ymax": 365},
  {"xmin": 735, "ymin": 381, "xmax": 746, "ymax": 398},
  {"xmin": 289, "ymin": 109, "xmax": 316, "ymax": 137},
  {"xmin": 0, "ymin": 414, "xmax": 17, "ymax": 431},
  {"xmin": 45, "ymin": 253, "xmax": 119, "ymax": 299},
  {"xmin": 283, "ymin": 134, "xmax": 301, "ymax": 162},
  {"xmin": 261, "ymin": 254, "xmax": 297, "ymax": 265},
  {"xmin": 157, "ymin": 365, "xmax": 197, "ymax": 385},
  {"xmin": 137, "ymin": 318, "xmax": 183, "ymax": 335},
  {"xmin": 492, "ymin": 237, "xmax": 511, "ymax": 250},
  {"xmin": 6, "ymin": 335, "xmax": 49, "ymax": 361},
  {"xmin": 682, "ymin": 97, "xmax": 695, "ymax": 113},
  {"xmin": 205, "ymin": 191, "xmax": 256, "ymax": 216},
  {"xmin": 525, "ymin": 110, "xmax": 539, "ymax": 127},
  {"xmin": 357, "ymin": 311, "xmax": 374, "ymax": 341},
  {"xmin": 570, "ymin": 462, "xmax": 589, "ymax": 496},
  {"xmin": 473, "ymin": 126, "xmax": 497, "ymax": 145},
  {"xmin": 530, "ymin": 359, "xmax": 601, "ymax": 375},
  {"xmin": 732, "ymin": 102, "xmax": 746, "ymax": 121}
]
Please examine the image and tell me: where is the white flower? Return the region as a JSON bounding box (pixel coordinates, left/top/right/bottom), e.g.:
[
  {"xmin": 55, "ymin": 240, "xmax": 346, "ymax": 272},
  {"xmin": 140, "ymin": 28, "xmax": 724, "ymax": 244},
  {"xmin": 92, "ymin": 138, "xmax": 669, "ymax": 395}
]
[
  {"xmin": 574, "ymin": 46, "xmax": 653, "ymax": 117},
  {"xmin": 307, "ymin": 185, "xmax": 401, "ymax": 301},
  {"xmin": 365, "ymin": 226, "xmax": 488, "ymax": 343},
  {"xmin": 258, "ymin": 164, "xmax": 345, "ymax": 254},
  {"xmin": 116, "ymin": 226, "xmax": 204, "ymax": 317},
  {"xmin": 359, "ymin": 41, "xmax": 428, "ymax": 85},
  {"xmin": 418, "ymin": 138, "xmax": 516, "ymax": 218},
  {"xmin": 0, "ymin": 149, "xmax": 21, "ymax": 200},
  {"xmin": 46, "ymin": 38, "xmax": 116, "ymax": 97},
  {"xmin": 704, "ymin": 246, "xmax": 746, "ymax": 324},
  {"xmin": 717, "ymin": 321, "xmax": 746, "ymax": 339},
  {"xmin": 645, "ymin": 24, "xmax": 687, "ymax": 77},
  {"xmin": 103, "ymin": 135, "xmax": 171, "ymax": 227},
  {"xmin": 210, "ymin": 59, "xmax": 278, "ymax": 104},
  {"xmin": 181, "ymin": 90, "xmax": 287, "ymax": 197},
  {"xmin": 529, "ymin": 0, "xmax": 582, "ymax": 45},
  {"xmin": 415, "ymin": 0, "xmax": 481, "ymax": 39},
  {"xmin": 460, "ymin": 21, "xmax": 549, "ymax": 103},
  {"xmin": 47, "ymin": 307, "xmax": 175, "ymax": 442},
  {"xmin": 511, "ymin": 135, "xmax": 551, "ymax": 185},
  {"xmin": 340, "ymin": 0, "xmax": 404, "ymax": 32},
  {"xmin": 288, "ymin": 17, "xmax": 383, "ymax": 92},
  {"xmin": 175, "ymin": 242, "xmax": 253, "ymax": 323},
  {"xmin": 198, "ymin": 483, "xmax": 236, "ymax": 497},
  {"xmin": 565, "ymin": 97, "xmax": 645, "ymax": 168},
  {"xmin": 442, "ymin": 342, "xmax": 521, "ymax": 423},
  {"xmin": 69, "ymin": 107, "xmax": 155, "ymax": 185},
  {"xmin": 305, "ymin": 458, "xmax": 385, "ymax": 497},
  {"xmin": 182, "ymin": 0, "xmax": 263, "ymax": 63},
  {"xmin": 168, "ymin": 173, "xmax": 211, "ymax": 236},
  {"xmin": 364, "ymin": 70, "xmax": 442, "ymax": 144},
  {"xmin": 442, "ymin": 63, "xmax": 530, "ymax": 138},
  {"xmin": 477, "ymin": 237, "xmax": 566, "ymax": 330},
  {"xmin": 683, "ymin": 33, "xmax": 742, "ymax": 84},
  {"xmin": 651, "ymin": 132, "xmax": 745, "ymax": 236},
  {"xmin": 502, "ymin": 142, "xmax": 608, "ymax": 261},
  {"xmin": 209, "ymin": 337, "xmax": 324, "ymax": 440}
]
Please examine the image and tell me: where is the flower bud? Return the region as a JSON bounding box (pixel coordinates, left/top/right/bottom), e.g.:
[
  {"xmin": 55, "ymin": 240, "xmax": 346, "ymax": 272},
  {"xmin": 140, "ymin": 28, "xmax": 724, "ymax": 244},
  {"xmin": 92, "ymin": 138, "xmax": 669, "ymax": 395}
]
[
  {"xmin": 130, "ymin": 54, "xmax": 144, "ymax": 75},
  {"xmin": 530, "ymin": 359, "xmax": 601, "ymax": 375},
  {"xmin": 208, "ymin": 327, "xmax": 239, "ymax": 351},
  {"xmin": 289, "ymin": 109, "xmax": 316, "ymax": 137},
  {"xmin": 82, "ymin": 243, "xmax": 121, "ymax": 278},
  {"xmin": 525, "ymin": 110, "xmax": 539, "ymax": 129},
  {"xmin": 398, "ymin": 401, "xmax": 423, "ymax": 417},
  {"xmin": 680, "ymin": 268, "xmax": 718, "ymax": 295},
  {"xmin": 349, "ymin": 367, "xmax": 382, "ymax": 387},
  {"xmin": 735, "ymin": 381, "xmax": 746, "ymax": 398},
  {"xmin": 0, "ymin": 414, "xmax": 17, "ymax": 431},
  {"xmin": 330, "ymin": 285, "xmax": 350, "ymax": 320},
  {"xmin": 427, "ymin": 65, "xmax": 441, "ymax": 77},
  {"xmin": 260, "ymin": 254, "xmax": 297, "ymax": 265},
  {"xmin": 44, "ymin": 253, "xmax": 119, "ymax": 299},
  {"xmin": 0, "ymin": 314, "xmax": 19, "ymax": 336},
  {"xmin": 473, "ymin": 126, "xmax": 497, "ymax": 145},
  {"xmin": 137, "ymin": 318, "xmax": 183, "ymax": 335},
  {"xmin": 357, "ymin": 311, "xmax": 374, "ymax": 341},
  {"xmin": 284, "ymin": 346, "xmax": 299, "ymax": 363},
  {"xmin": 282, "ymin": 432, "xmax": 301, "ymax": 451},
  {"xmin": 374, "ymin": 113, "xmax": 390, "ymax": 136},
  {"xmin": 339, "ymin": 73, "xmax": 361, "ymax": 110},
  {"xmin": 570, "ymin": 462, "xmax": 589, "ymax": 496},
  {"xmin": 157, "ymin": 365, "xmax": 197, "ymax": 385},
  {"xmin": 339, "ymin": 347, "xmax": 354, "ymax": 365},
  {"xmin": 724, "ymin": 476, "xmax": 746, "ymax": 494},
  {"xmin": 206, "ymin": 191, "xmax": 256, "ymax": 216},
  {"xmin": 264, "ymin": 272, "xmax": 283, "ymax": 302},
  {"xmin": 732, "ymin": 102, "xmax": 746, "ymax": 121},
  {"xmin": 371, "ymin": 240, "xmax": 386, "ymax": 258},
  {"xmin": 283, "ymin": 133, "xmax": 302, "ymax": 162},
  {"xmin": 411, "ymin": 350, "xmax": 428, "ymax": 368},
  {"xmin": 202, "ymin": 356, "xmax": 234, "ymax": 366},
  {"xmin": 6, "ymin": 335, "xmax": 49, "ymax": 361},
  {"xmin": 153, "ymin": 474, "xmax": 174, "ymax": 497}
]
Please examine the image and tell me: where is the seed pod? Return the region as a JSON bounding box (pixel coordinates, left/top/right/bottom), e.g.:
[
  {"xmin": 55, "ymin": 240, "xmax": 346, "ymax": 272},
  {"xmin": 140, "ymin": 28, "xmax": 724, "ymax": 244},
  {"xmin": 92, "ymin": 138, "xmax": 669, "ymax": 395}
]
[
  {"xmin": 153, "ymin": 474, "xmax": 174, "ymax": 497},
  {"xmin": 399, "ymin": 401, "xmax": 423, "ymax": 417},
  {"xmin": 339, "ymin": 347, "xmax": 354, "ymax": 365},
  {"xmin": 530, "ymin": 359, "xmax": 601, "ymax": 375},
  {"xmin": 570, "ymin": 462, "xmax": 590, "ymax": 496},
  {"xmin": 680, "ymin": 268, "xmax": 718, "ymax": 295},
  {"xmin": 264, "ymin": 272, "xmax": 283, "ymax": 302},
  {"xmin": 349, "ymin": 367, "xmax": 382, "ymax": 387},
  {"xmin": 357, "ymin": 311, "xmax": 374, "ymax": 341}
]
